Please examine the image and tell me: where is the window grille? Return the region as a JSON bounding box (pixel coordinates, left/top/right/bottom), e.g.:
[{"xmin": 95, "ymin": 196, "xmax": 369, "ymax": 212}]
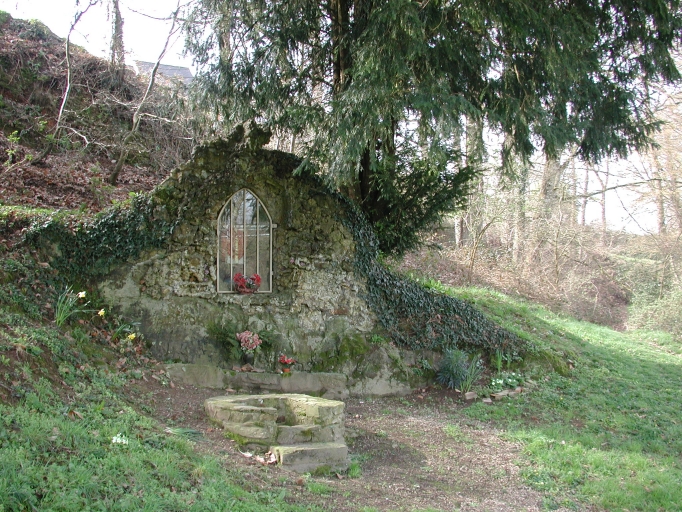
[{"xmin": 217, "ymin": 189, "xmax": 273, "ymax": 293}]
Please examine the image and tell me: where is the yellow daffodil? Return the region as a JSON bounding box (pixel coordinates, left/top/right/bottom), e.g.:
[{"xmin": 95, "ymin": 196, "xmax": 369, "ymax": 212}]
[
  {"xmin": 98, "ymin": 309, "xmax": 105, "ymax": 317},
  {"xmin": 127, "ymin": 333, "xmax": 136, "ymax": 341},
  {"xmin": 77, "ymin": 291, "xmax": 86, "ymax": 298}
]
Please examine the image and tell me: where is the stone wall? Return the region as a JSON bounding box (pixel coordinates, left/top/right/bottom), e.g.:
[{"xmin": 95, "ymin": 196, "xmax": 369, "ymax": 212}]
[{"xmin": 99, "ymin": 124, "xmax": 380, "ymax": 370}]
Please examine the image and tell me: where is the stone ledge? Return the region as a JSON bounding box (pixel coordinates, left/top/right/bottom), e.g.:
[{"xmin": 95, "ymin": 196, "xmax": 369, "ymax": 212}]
[
  {"xmin": 272, "ymin": 442, "xmax": 349, "ymax": 473},
  {"xmin": 166, "ymin": 363, "xmax": 349, "ymax": 399}
]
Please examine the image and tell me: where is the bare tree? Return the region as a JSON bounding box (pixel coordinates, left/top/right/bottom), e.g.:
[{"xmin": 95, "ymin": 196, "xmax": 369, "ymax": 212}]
[
  {"xmin": 108, "ymin": 2, "xmax": 182, "ymax": 185},
  {"xmin": 109, "ymin": 0, "xmax": 125, "ymax": 86},
  {"xmin": 30, "ymin": 0, "xmax": 100, "ymax": 166}
]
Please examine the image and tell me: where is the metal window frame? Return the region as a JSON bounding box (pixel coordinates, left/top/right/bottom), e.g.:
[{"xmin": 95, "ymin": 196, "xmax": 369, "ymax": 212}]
[{"xmin": 217, "ymin": 188, "xmax": 274, "ymax": 293}]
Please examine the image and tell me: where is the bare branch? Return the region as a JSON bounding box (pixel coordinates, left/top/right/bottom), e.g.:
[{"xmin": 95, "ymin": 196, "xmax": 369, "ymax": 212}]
[{"xmin": 109, "ymin": 1, "xmax": 183, "ymax": 184}]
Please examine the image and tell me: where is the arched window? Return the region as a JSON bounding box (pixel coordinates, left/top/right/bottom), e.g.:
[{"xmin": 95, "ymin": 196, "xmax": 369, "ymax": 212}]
[{"xmin": 217, "ymin": 189, "xmax": 273, "ymax": 293}]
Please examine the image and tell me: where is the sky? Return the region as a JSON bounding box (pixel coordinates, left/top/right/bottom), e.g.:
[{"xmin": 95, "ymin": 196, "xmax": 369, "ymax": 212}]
[{"xmin": 0, "ymin": 0, "xmax": 192, "ymax": 68}]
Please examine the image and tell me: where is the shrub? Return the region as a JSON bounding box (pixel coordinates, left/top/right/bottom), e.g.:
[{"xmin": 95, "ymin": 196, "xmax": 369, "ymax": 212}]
[{"xmin": 436, "ymin": 348, "xmax": 469, "ymax": 389}]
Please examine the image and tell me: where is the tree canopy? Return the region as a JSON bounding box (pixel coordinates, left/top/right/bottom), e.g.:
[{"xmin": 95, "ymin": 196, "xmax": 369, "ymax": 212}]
[{"xmin": 185, "ymin": 0, "xmax": 682, "ymax": 255}]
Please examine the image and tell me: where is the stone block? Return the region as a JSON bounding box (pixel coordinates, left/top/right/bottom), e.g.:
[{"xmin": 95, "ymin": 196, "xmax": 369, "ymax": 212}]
[
  {"xmin": 204, "ymin": 396, "xmax": 278, "ymax": 426},
  {"xmin": 225, "ymin": 372, "xmax": 349, "ymax": 399},
  {"xmin": 285, "ymin": 395, "xmax": 345, "ymax": 427},
  {"xmin": 165, "ymin": 363, "xmax": 227, "ymax": 388},
  {"xmin": 222, "ymin": 421, "xmax": 277, "ymax": 445},
  {"xmin": 311, "ymin": 424, "xmax": 344, "ymax": 443},
  {"xmin": 276, "ymin": 425, "xmax": 319, "ymax": 444},
  {"xmin": 205, "ymin": 393, "xmax": 348, "ymax": 469},
  {"xmin": 281, "ymin": 373, "xmax": 349, "ymax": 400},
  {"xmin": 272, "ymin": 442, "xmax": 349, "ymax": 473}
]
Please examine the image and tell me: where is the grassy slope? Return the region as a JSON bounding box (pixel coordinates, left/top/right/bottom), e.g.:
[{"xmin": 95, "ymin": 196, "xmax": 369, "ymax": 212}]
[
  {"xmin": 0, "ymin": 245, "xmax": 313, "ymax": 511},
  {"xmin": 451, "ymin": 286, "xmax": 682, "ymax": 511}
]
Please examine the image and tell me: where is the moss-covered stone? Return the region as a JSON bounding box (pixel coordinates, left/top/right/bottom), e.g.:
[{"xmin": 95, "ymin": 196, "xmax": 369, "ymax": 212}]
[{"xmin": 92, "ymin": 124, "xmax": 378, "ymax": 370}]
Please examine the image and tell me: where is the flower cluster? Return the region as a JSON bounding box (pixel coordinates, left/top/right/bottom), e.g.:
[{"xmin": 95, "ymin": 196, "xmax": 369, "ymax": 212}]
[
  {"xmin": 233, "ymin": 273, "xmax": 262, "ymax": 293},
  {"xmin": 278, "ymin": 354, "xmax": 296, "ymax": 365},
  {"xmin": 236, "ymin": 331, "xmax": 262, "ymax": 353},
  {"xmin": 111, "ymin": 433, "xmax": 128, "ymax": 445}
]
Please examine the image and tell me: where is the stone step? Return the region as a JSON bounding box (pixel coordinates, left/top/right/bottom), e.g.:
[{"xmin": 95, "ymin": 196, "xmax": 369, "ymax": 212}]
[
  {"xmin": 221, "ymin": 421, "xmax": 276, "ymax": 445},
  {"xmin": 271, "ymin": 442, "xmax": 349, "ymax": 473}
]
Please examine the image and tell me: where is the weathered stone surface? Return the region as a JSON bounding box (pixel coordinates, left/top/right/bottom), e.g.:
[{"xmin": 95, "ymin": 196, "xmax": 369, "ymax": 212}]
[
  {"xmin": 206, "ymin": 393, "xmax": 348, "ymax": 470},
  {"xmin": 165, "ymin": 363, "xmax": 227, "ymax": 388},
  {"xmin": 96, "ymin": 127, "xmax": 437, "ymax": 396},
  {"xmin": 205, "ymin": 396, "xmax": 278, "ymax": 427},
  {"xmin": 272, "ymin": 442, "xmax": 349, "ymax": 473},
  {"xmin": 221, "ymin": 422, "xmax": 277, "ymax": 445},
  {"xmin": 275, "ymin": 425, "xmax": 319, "ymax": 444},
  {"xmin": 464, "ymin": 391, "xmax": 478, "ymax": 400},
  {"xmin": 226, "ymin": 371, "xmax": 349, "ymax": 399},
  {"xmin": 98, "ymin": 131, "xmax": 378, "ymax": 371}
]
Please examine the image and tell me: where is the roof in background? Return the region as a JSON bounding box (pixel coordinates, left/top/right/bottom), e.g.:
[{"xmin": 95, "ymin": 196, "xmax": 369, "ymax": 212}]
[{"xmin": 133, "ymin": 60, "xmax": 193, "ymax": 85}]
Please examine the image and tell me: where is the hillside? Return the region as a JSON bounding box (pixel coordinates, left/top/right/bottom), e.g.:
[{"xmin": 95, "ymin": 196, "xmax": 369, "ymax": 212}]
[{"xmin": 0, "ymin": 11, "xmax": 190, "ymax": 211}]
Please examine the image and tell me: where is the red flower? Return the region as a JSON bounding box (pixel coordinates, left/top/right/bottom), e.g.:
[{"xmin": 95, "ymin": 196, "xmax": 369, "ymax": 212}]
[
  {"xmin": 233, "ymin": 273, "xmax": 261, "ymax": 293},
  {"xmin": 278, "ymin": 354, "xmax": 296, "ymax": 365}
]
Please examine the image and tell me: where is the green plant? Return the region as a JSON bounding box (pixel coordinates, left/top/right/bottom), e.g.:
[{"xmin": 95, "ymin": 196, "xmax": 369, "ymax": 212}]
[
  {"xmin": 443, "ymin": 424, "xmax": 466, "ymax": 442},
  {"xmin": 112, "ymin": 322, "xmax": 137, "ymax": 341},
  {"xmin": 492, "ymin": 349, "xmax": 504, "ymax": 373},
  {"xmin": 460, "ymin": 354, "xmax": 484, "ymax": 393},
  {"xmin": 489, "ymin": 371, "xmax": 524, "ymax": 392},
  {"xmin": 0, "ymin": 354, "xmax": 9, "ymax": 365},
  {"xmin": 369, "ymin": 334, "xmax": 387, "ymax": 344},
  {"xmin": 207, "ymin": 321, "xmax": 240, "ymax": 360},
  {"xmin": 54, "ymin": 287, "xmax": 92, "ymax": 327},
  {"xmin": 164, "ymin": 427, "xmax": 203, "ymax": 440},
  {"xmin": 4, "ymin": 130, "xmax": 19, "ymax": 167},
  {"xmin": 436, "ymin": 348, "xmax": 469, "ymax": 389},
  {"xmin": 347, "ymin": 461, "xmax": 362, "ymax": 478},
  {"xmin": 70, "ymin": 326, "xmax": 90, "ymax": 344},
  {"xmin": 306, "ymin": 481, "xmax": 333, "ymax": 495}
]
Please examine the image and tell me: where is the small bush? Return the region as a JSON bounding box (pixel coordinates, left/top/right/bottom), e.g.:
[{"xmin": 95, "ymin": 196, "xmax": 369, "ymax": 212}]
[{"xmin": 436, "ymin": 349, "xmax": 469, "ymax": 389}]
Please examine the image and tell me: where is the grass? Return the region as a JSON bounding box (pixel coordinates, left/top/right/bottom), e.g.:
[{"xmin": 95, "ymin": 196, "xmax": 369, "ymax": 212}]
[{"xmin": 445, "ymin": 285, "xmax": 682, "ymax": 511}]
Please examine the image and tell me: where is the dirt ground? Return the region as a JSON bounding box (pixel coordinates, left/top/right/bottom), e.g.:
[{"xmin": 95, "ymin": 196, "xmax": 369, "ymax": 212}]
[{"xmin": 124, "ymin": 372, "xmax": 578, "ymax": 512}]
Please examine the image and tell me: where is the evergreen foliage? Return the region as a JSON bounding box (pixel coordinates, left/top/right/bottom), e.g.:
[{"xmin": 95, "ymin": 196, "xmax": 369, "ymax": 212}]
[
  {"xmin": 337, "ymin": 187, "xmax": 530, "ymax": 354},
  {"xmin": 22, "ymin": 195, "xmax": 174, "ymax": 280},
  {"xmin": 185, "ymin": 0, "xmax": 682, "ymax": 254}
]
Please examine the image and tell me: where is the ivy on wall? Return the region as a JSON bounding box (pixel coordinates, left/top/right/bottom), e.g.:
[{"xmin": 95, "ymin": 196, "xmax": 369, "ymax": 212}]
[
  {"xmin": 24, "ymin": 194, "xmax": 174, "ymax": 280},
  {"xmin": 299, "ymin": 169, "xmax": 533, "ymax": 356}
]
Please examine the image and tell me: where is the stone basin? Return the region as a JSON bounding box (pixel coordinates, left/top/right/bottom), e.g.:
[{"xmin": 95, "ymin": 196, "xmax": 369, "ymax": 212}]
[{"xmin": 205, "ymin": 393, "xmax": 349, "ymax": 472}]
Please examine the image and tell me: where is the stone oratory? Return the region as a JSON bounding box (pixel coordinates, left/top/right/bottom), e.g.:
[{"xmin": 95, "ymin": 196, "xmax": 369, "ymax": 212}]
[{"xmin": 100, "ymin": 123, "xmax": 430, "ymax": 397}]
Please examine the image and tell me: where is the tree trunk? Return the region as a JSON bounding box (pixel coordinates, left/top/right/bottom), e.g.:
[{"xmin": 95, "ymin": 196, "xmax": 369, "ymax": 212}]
[
  {"xmin": 655, "ymin": 173, "xmax": 667, "ymax": 235},
  {"xmin": 580, "ymin": 164, "xmax": 589, "ymax": 226},
  {"xmin": 512, "ymin": 162, "xmax": 529, "ymax": 264},
  {"xmin": 669, "ymin": 174, "xmax": 681, "ymax": 233},
  {"xmin": 217, "ymin": 2, "xmax": 234, "ymax": 65},
  {"xmin": 33, "ymin": 1, "xmax": 98, "ymax": 166},
  {"xmin": 540, "ymin": 157, "xmax": 564, "ymax": 216},
  {"xmin": 330, "ymin": 0, "xmax": 351, "ymax": 95},
  {"xmin": 108, "ymin": 4, "xmax": 180, "ymax": 185},
  {"xmin": 590, "ymin": 162, "xmax": 610, "ymax": 242},
  {"xmin": 109, "ymin": 0, "xmax": 125, "ymax": 86}
]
